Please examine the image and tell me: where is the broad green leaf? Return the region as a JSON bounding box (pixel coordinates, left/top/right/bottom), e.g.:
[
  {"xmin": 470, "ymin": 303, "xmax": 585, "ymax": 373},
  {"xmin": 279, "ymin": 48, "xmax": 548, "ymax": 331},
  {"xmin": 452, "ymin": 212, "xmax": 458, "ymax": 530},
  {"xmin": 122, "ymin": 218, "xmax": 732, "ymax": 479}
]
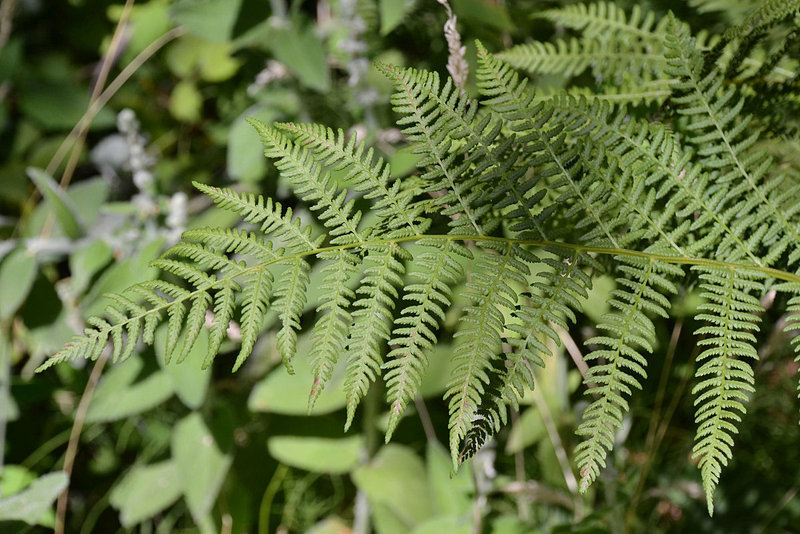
[
  {"xmin": 306, "ymin": 517, "xmax": 353, "ymax": 534},
  {"xmin": 0, "ymin": 465, "xmax": 36, "ymax": 498},
  {"xmin": 169, "ymin": 80, "xmax": 203, "ymax": 123},
  {"xmin": 352, "ymin": 445, "xmax": 434, "ymax": 527},
  {"xmin": 371, "ymin": 503, "xmax": 408, "ymax": 534},
  {"xmin": 0, "ymin": 247, "xmax": 37, "ymax": 319},
  {"xmin": 0, "ymin": 472, "xmax": 68, "ymax": 524},
  {"xmin": 248, "ymin": 335, "xmax": 347, "ymax": 415},
  {"xmin": 69, "ymin": 240, "xmax": 113, "ymax": 295},
  {"xmin": 452, "ymin": 0, "xmax": 514, "ymax": 31},
  {"xmin": 171, "ymin": 413, "xmax": 232, "ymax": 521},
  {"xmin": 419, "ymin": 344, "xmax": 459, "ymax": 398},
  {"xmin": 269, "ymin": 25, "xmax": 330, "ymax": 92},
  {"xmin": 582, "ymin": 275, "xmax": 615, "ymax": 323},
  {"xmin": 107, "ymin": 1, "xmax": 172, "ymax": 61},
  {"xmin": 26, "ymin": 167, "xmax": 85, "ymax": 239},
  {"xmin": 109, "ymin": 461, "xmax": 182, "ymax": 527},
  {"xmin": 65, "ymin": 177, "xmax": 109, "ymax": 228},
  {"xmin": 82, "ymin": 237, "xmax": 162, "ymax": 317},
  {"xmin": 227, "ymin": 107, "xmax": 278, "ymax": 183},
  {"xmin": 86, "ymin": 356, "xmax": 175, "ymax": 423},
  {"xmin": 155, "ymin": 325, "xmax": 211, "ymax": 409},
  {"xmin": 505, "ymin": 407, "xmax": 546, "ymax": 454},
  {"xmin": 166, "ymin": 36, "xmax": 242, "ymax": 82},
  {"xmin": 0, "ymin": 332, "xmax": 18, "ymax": 422},
  {"xmin": 426, "ymin": 442, "xmax": 472, "ymax": 517},
  {"xmin": 170, "ymin": 0, "xmax": 242, "ymax": 42},
  {"xmin": 267, "ymin": 436, "xmax": 362, "ymax": 474},
  {"xmin": 380, "ymin": 0, "xmax": 416, "ymax": 35},
  {"xmin": 411, "ymin": 516, "xmax": 471, "ymax": 534},
  {"xmin": 388, "ymin": 144, "xmax": 422, "ymax": 178},
  {"xmin": 19, "ymin": 82, "xmax": 115, "ymax": 131}
]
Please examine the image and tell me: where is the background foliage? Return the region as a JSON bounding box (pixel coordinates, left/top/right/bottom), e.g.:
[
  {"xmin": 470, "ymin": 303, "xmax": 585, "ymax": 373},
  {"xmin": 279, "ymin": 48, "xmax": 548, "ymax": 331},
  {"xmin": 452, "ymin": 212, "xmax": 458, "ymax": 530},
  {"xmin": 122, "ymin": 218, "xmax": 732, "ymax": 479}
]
[{"xmin": 1, "ymin": 1, "xmax": 799, "ymax": 533}]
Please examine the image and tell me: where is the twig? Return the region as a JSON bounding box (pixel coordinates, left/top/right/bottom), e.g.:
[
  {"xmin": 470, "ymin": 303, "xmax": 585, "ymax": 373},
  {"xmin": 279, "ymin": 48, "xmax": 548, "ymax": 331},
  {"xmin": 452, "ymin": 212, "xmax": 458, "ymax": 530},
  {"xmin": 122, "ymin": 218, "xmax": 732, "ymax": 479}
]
[
  {"xmin": 509, "ymin": 409, "xmax": 530, "ymax": 521},
  {"xmin": 0, "ymin": 324, "xmax": 11, "ymax": 499},
  {"xmin": 54, "ymin": 349, "xmax": 109, "ymax": 534},
  {"xmin": 414, "ymin": 395, "xmax": 437, "ymax": 443},
  {"xmin": 57, "ymin": 0, "xmax": 135, "ymax": 191},
  {"xmin": 0, "ymin": 0, "xmax": 18, "ymax": 53},
  {"xmin": 258, "ymin": 464, "xmax": 288, "ymax": 534},
  {"xmin": 531, "ymin": 383, "xmax": 583, "ymax": 519},
  {"xmin": 554, "ymin": 323, "xmax": 589, "ymax": 380},
  {"xmin": 14, "ymin": 25, "xmax": 185, "ymax": 240}
]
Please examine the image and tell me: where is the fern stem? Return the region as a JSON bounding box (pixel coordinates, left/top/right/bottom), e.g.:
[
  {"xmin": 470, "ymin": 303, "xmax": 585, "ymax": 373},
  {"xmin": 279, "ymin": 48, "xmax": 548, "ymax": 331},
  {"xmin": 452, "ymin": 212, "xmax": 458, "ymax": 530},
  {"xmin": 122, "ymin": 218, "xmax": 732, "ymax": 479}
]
[{"xmin": 38, "ymin": 233, "xmax": 800, "ymax": 373}]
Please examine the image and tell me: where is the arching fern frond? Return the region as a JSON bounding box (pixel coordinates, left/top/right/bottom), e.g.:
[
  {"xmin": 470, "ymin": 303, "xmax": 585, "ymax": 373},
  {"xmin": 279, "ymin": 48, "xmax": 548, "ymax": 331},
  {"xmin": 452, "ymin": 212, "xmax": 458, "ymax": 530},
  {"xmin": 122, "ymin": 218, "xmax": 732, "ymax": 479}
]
[
  {"xmin": 41, "ymin": 5, "xmax": 800, "ymax": 517},
  {"xmin": 575, "ymin": 256, "xmax": 682, "ymax": 490},
  {"xmin": 691, "ymin": 266, "xmax": 764, "ymax": 515}
]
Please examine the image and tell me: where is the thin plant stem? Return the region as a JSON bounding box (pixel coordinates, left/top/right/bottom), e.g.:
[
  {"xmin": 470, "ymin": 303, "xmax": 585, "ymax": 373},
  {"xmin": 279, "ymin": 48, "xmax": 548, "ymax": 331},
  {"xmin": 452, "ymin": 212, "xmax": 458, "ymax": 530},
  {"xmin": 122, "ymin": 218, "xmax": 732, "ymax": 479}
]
[
  {"xmin": 0, "ymin": 325, "xmax": 11, "ymax": 498},
  {"xmin": 414, "ymin": 395, "xmax": 438, "ymax": 443},
  {"xmin": 258, "ymin": 464, "xmax": 288, "ymax": 534},
  {"xmin": 509, "ymin": 408, "xmax": 530, "ymax": 521},
  {"xmin": 531, "ymin": 382, "xmax": 583, "ymax": 519},
  {"xmin": 15, "ymin": 26, "xmax": 185, "ymax": 239},
  {"xmin": 54, "ymin": 349, "xmax": 109, "ymax": 534},
  {"xmin": 0, "ymin": 0, "xmax": 18, "ymax": 53},
  {"xmin": 40, "ymin": 0, "xmax": 136, "ymax": 239}
]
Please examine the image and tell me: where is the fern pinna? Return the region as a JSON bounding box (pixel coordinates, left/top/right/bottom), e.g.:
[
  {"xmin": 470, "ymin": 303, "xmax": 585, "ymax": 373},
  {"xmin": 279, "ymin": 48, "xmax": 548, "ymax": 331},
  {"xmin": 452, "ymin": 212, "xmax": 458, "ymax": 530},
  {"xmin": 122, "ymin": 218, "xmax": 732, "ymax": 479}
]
[{"xmin": 42, "ymin": 2, "xmax": 800, "ymax": 515}]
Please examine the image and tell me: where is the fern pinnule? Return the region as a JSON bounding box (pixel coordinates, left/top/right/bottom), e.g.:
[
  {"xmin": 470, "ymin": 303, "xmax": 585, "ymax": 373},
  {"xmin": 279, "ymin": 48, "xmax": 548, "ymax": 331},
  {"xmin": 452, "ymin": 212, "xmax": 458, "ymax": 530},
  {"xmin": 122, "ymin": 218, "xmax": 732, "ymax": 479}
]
[
  {"xmin": 308, "ymin": 249, "xmax": 360, "ymax": 409},
  {"xmin": 192, "ymin": 182, "xmax": 321, "ymax": 252},
  {"xmin": 575, "ymin": 256, "xmax": 681, "ymax": 491},
  {"xmin": 206, "ymin": 279, "xmax": 238, "ymax": 368},
  {"xmin": 666, "ymin": 16, "xmax": 800, "ymax": 267},
  {"xmin": 379, "ymin": 63, "xmax": 487, "ymax": 236},
  {"xmin": 247, "ymin": 118, "xmax": 365, "ymax": 244},
  {"xmin": 344, "ymin": 244, "xmax": 408, "ymax": 429},
  {"xmin": 273, "ymin": 257, "xmax": 310, "ymax": 373},
  {"xmin": 234, "ymin": 267, "xmax": 273, "ymax": 371},
  {"xmin": 275, "ymin": 122, "xmax": 426, "ymax": 236},
  {"xmin": 446, "ymin": 243, "xmax": 530, "ymax": 467},
  {"xmin": 459, "ymin": 248, "xmax": 595, "ymax": 461},
  {"xmin": 383, "ymin": 239, "xmax": 469, "ymax": 440},
  {"xmin": 537, "ymin": 2, "xmax": 667, "ymax": 44},
  {"xmin": 691, "ymin": 266, "xmax": 764, "ymax": 515}
]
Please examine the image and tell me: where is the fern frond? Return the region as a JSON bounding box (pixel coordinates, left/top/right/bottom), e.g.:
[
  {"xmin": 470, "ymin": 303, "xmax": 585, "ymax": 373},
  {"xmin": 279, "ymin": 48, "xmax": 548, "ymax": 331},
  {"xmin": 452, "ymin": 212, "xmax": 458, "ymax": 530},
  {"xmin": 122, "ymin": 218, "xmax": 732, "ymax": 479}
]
[
  {"xmin": 384, "ymin": 239, "xmax": 469, "ymax": 439},
  {"xmin": 445, "ymin": 243, "xmax": 531, "ymax": 467},
  {"xmin": 378, "ymin": 63, "xmax": 487, "ymax": 236},
  {"xmin": 691, "ymin": 266, "xmax": 764, "ymax": 515},
  {"xmin": 193, "ymin": 183, "xmax": 321, "ymax": 252},
  {"xmin": 308, "ymin": 249, "xmax": 360, "ymax": 408},
  {"xmin": 459, "ymin": 247, "xmax": 595, "ymax": 461},
  {"xmin": 344, "ymin": 243, "xmax": 408, "ymax": 429},
  {"xmin": 206, "ymin": 278, "xmax": 238, "ymax": 368},
  {"xmin": 275, "ymin": 122, "xmax": 427, "ymax": 237},
  {"xmin": 273, "ymin": 257, "xmax": 310, "ymax": 373},
  {"xmin": 537, "ymin": 2, "xmax": 667, "ymax": 45},
  {"xmin": 498, "ymin": 39, "xmax": 665, "ymax": 81},
  {"xmin": 722, "ymin": 0, "xmax": 800, "ymax": 41},
  {"xmin": 575, "ymin": 256, "xmax": 681, "ymax": 491},
  {"xmin": 475, "ymin": 45, "xmax": 614, "ymax": 245},
  {"xmin": 248, "ymin": 118, "xmax": 366, "ymax": 245},
  {"xmin": 666, "ymin": 16, "xmax": 800, "ymax": 267},
  {"xmin": 235, "ymin": 267, "xmax": 273, "ymax": 371}
]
